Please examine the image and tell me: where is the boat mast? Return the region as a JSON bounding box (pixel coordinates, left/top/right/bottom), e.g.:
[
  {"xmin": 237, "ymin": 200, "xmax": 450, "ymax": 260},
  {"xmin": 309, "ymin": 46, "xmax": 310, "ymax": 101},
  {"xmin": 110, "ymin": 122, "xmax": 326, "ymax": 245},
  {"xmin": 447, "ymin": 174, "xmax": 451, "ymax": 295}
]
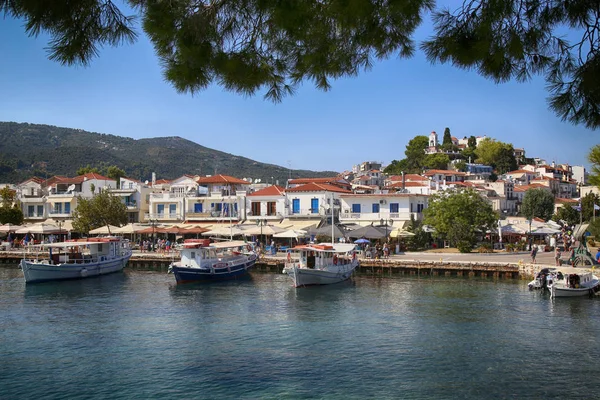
[{"xmin": 331, "ymin": 191, "xmax": 334, "ymax": 246}]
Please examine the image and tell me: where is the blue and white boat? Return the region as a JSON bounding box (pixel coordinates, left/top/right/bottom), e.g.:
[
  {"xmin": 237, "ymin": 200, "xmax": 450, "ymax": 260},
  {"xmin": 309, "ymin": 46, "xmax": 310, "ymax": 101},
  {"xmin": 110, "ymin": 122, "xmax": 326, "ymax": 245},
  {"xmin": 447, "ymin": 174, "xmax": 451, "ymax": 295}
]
[
  {"xmin": 20, "ymin": 237, "xmax": 132, "ymax": 284},
  {"xmin": 169, "ymin": 239, "xmax": 257, "ymax": 284}
]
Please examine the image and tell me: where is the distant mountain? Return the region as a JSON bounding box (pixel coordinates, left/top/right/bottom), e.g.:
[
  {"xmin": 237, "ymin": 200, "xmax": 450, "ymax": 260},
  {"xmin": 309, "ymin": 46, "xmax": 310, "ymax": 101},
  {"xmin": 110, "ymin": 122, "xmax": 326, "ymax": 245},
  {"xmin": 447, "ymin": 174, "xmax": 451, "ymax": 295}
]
[{"xmin": 0, "ymin": 122, "xmax": 338, "ymax": 184}]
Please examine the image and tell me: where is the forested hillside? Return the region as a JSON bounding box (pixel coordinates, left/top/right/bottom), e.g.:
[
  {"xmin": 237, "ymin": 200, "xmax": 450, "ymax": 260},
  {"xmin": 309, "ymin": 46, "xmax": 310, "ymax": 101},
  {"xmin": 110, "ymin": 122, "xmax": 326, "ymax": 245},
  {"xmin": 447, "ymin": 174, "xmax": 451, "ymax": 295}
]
[{"xmin": 0, "ymin": 122, "xmax": 337, "ymax": 183}]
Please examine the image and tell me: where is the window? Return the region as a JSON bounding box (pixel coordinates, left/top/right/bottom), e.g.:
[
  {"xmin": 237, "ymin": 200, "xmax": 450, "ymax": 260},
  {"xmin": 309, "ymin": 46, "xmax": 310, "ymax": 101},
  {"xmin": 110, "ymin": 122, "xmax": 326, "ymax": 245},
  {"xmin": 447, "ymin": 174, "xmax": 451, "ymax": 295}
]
[
  {"xmin": 372, "ymin": 203, "xmax": 380, "ymax": 213},
  {"xmin": 251, "ymin": 202, "xmax": 261, "ymax": 216},
  {"xmin": 54, "ymin": 203, "xmax": 62, "ymax": 214},
  {"xmin": 37, "ymin": 205, "xmax": 44, "ymax": 217},
  {"xmin": 292, "ymin": 199, "xmax": 300, "ymax": 214},
  {"xmin": 194, "ymin": 203, "xmax": 203, "ymax": 213},
  {"xmin": 267, "ymin": 202, "xmax": 276, "ymax": 216},
  {"xmin": 169, "ymin": 204, "xmax": 177, "ymax": 215},
  {"xmin": 352, "ymin": 204, "xmax": 361, "ymax": 213},
  {"xmin": 390, "ymin": 203, "xmax": 399, "ymax": 213},
  {"xmin": 157, "ymin": 204, "xmax": 165, "ymax": 216},
  {"xmin": 417, "ymin": 204, "xmax": 424, "ymax": 213},
  {"xmin": 64, "ymin": 202, "xmax": 70, "ymax": 214},
  {"xmin": 410, "ymin": 203, "xmax": 413, "ymax": 212},
  {"xmin": 28, "ymin": 205, "xmax": 34, "ymax": 217}
]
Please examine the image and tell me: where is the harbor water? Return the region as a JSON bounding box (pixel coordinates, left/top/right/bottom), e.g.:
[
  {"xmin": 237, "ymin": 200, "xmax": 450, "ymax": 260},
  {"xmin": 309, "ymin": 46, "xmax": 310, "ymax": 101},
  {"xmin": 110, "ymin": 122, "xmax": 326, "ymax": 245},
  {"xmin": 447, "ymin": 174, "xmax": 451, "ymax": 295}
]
[{"xmin": 2, "ymin": 266, "xmax": 600, "ymax": 399}]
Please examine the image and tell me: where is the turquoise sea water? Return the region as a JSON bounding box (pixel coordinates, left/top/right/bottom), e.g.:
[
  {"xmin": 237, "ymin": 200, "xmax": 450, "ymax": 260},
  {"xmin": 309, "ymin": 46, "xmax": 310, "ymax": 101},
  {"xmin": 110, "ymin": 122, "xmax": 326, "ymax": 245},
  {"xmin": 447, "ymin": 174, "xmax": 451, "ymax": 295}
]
[{"xmin": 1, "ymin": 267, "xmax": 600, "ymax": 399}]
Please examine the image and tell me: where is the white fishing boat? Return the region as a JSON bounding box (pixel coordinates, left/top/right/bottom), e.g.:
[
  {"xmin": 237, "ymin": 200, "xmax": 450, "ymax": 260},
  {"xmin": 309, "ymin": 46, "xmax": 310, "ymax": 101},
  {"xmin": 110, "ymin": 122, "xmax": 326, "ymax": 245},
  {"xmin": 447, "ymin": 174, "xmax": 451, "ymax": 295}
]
[
  {"xmin": 282, "ymin": 243, "xmax": 359, "ymax": 287},
  {"xmin": 169, "ymin": 239, "xmax": 257, "ymax": 283},
  {"xmin": 550, "ymin": 272, "xmax": 600, "ymax": 298},
  {"xmin": 20, "ymin": 237, "xmax": 132, "ymax": 284},
  {"xmin": 528, "ymin": 268, "xmax": 562, "ymax": 291}
]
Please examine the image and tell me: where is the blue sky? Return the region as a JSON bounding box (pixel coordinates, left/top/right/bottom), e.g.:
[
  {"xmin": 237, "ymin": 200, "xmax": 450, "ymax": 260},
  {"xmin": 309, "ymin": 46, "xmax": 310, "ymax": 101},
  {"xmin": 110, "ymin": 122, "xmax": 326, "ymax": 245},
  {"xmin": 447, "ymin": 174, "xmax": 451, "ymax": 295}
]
[{"xmin": 0, "ymin": 6, "xmax": 597, "ymax": 174}]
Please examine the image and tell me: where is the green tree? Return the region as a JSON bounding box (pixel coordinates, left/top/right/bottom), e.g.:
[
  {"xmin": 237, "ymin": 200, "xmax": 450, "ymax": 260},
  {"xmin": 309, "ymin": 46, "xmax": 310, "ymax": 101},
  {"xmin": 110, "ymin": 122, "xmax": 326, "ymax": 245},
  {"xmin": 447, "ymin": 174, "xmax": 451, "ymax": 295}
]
[
  {"xmin": 71, "ymin": 190, "xmax": 127, "ymax": 234},
  {"xmin": 0, "ymin": 186, "xmax": 15, "ymax": 208},
  {"xmin": 105, "ymin": 165, "xmax": 126, "ymax": 188},
  {"xmin": 581, "ymin": 193, "xmax": 600, "ymax": 222},
  {"xmin": 406, "ymin": 215, "xmax": 431, "ymax": 251},
  {"xmin": 494, "ymin": 145, "xmax": 518, "ymax": 175},
  {"xmin": 521, "ymin": 188, "xmax": 555, "ymax": 222},
  {"xmin": 422, "ymin": 1, "xmax": 600, "ymax": 129},
  {"xmin": 588, "ymin": 218, "xmax": 600, "ymax": 240},
  {"xmin": 424, "ymin": 188, "xmax": 497, "ymax": 252},
  {"xmin": 383, "ymin": 159, "xmax": 409, "ymax": 175},
  {"xmin": 475, "ymin": 138, "xmax": 517, "ymax": 172},
  {"xmin": 3, "ymin": 0, "xmax": 431, "ymax": 102},
  {"xmin": 454, "ymin": 160, "xmax": 467, "ymax": 172},
  {"xmin": 442, "ymin": 127, "xmax": 452, "ymax": 146},
  {"xmin": 553, "ymin": 204, "xmax": 580, "ymax": 226},
  {"xmin": 589, "ymin": 145, "xmax": 600, "ymax": 188},
  {"xmin": 467, "ymin": 136, "xmax": 477, "ymax": 149},
  {"xmin": 0, "ymin": 206, "xmax": 24, "ymax": 225},
  {"xmin": 76, "ymin": 165, "xmax": 100, "ymax": 176},
  {"xmin": 423, "ymin": 153, "xmax": 450, "ymax": 170},
  {"xmin": 5, "ymin": 1, "xmax": 600, "ymax": 128},
  {"xmin": 403, "ymin": 135, "xmax": 429, "ymax": 173}
]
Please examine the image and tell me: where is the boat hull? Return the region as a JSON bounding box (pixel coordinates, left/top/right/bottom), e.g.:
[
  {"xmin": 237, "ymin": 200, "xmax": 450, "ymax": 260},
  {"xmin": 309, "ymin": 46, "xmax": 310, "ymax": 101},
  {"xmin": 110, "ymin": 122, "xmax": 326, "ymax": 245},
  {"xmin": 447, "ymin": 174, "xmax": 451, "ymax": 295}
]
[
  {"xmin": 284, "ymin": 262, "xmax": 358, "ymax": 287},
  {"xmin": 171, "ymin": 258, "xmax": 256, "ymax": 283},
  {"xmin": 550, "ymin": 275, "xmax": 600, "ymax": 298},
  {"xmin": 21, "ymin": 255, "xmax": 131, "ymax": 284}
]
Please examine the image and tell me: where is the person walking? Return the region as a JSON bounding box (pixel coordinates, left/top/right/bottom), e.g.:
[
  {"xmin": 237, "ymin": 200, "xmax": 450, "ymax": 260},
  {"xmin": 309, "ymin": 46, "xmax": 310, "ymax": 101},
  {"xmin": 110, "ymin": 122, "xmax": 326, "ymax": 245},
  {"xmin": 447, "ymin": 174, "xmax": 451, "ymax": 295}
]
[
  {"xmin": 530, "ymin": 244, "xmax": 538, "ymax": 264},
  {"xmin": 554, "ymin": 246, "xmax": 561, "ymax": 266}
]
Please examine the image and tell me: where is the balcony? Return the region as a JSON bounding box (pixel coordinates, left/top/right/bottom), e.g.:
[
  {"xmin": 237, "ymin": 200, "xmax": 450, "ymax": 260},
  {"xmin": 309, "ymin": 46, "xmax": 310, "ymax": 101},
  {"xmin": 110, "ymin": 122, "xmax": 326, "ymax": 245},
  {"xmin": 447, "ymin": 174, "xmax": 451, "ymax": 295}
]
[
  {"xmin": 288, "ymin": 208, "xmax": 325, "ymax": 218},
  {"xmin": 150, "ymin": 192, "xmax": 186, "ymax": 200},
  {"xmin": 145, "ymin": 213, "xmax": 183, "ymax": 221},
  {"xmin": 47, "ymin": 192, "xmax": 77, "ymax": 198},
  {"xmin": 339, "ymin": 211, "xmax": 421, "ymax": 222},
  {"xmin": 24, "ymin": 214, "xmax": 46, "ymax": 220},
  {"xmin": 48, "ymin": 211, "xmax": 72, "ymax": 218},
  {"xmin": 124, "ymin": 202, "xmax": 139, "ymax": 210},
  {"xmin": 19, "ymin": 197, "xmax": 46, "ymax": 203},
  {"xmin": 185, "ymin": 211, "xmax": 240, "ymax": 220}
]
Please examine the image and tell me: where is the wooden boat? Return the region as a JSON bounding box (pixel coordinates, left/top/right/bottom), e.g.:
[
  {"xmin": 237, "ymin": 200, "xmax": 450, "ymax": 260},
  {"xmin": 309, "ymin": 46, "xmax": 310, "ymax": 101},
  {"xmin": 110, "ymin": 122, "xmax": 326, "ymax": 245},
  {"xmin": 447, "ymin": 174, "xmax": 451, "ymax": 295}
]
[
  {"xmin": 282, "ymin": 243, "xmax": 359, "ymax": 287},
  {"xmin": 169, "ymin": 239, "xmax": 257, "ymax": 283},
  {"xmin": 20, "ymin": 237, "xmax": 132, "ymax": 284}
]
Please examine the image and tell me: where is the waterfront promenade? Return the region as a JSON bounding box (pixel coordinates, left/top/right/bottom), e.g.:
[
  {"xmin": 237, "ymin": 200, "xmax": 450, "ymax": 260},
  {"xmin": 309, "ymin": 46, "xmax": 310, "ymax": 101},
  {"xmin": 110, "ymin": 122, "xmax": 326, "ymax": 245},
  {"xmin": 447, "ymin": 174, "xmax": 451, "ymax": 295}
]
[{"xmin": 1, "ymin": 247, "xmax": 590, "ymax": 279}]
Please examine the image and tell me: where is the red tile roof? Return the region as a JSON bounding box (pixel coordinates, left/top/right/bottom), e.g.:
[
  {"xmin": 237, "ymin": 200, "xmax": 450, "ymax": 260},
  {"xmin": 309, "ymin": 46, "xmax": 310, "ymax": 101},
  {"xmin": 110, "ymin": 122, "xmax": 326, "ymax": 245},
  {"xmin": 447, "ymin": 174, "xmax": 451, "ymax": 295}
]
[
  {"xmin": 388, "ymin": 174, "xmax": 428, "ymax": 182},
  {"xmin": 389, "ymin": 181, "xmax": 428, "ymax": 188},
  {"xmin": 196, "ymin": 174, "xmax": 248, "ymax": 185},
  {"xmin": 19, "ymin": 176, "xmax": 45, "ymax": 185},
  {"xmin": 506, "ymin": 169, "xmax": 536, "ymax": 175},
  {"xmin": 423, "ymin": 169, "xmax": 466, "ymax": 176},
  {"xmin": 248, "ymin": 185, "xmax": 286, "ymax": 197},
  {"xmin": 286, "ymin": 183, "xmax": 352, "ymax": 193},
  {"xmin": 154, "ymin": 179, "xmax": 171, "ymax": 185},
  {"xmin": 288, "ymin": 177, "xmax": 340, "ymax": 184}
]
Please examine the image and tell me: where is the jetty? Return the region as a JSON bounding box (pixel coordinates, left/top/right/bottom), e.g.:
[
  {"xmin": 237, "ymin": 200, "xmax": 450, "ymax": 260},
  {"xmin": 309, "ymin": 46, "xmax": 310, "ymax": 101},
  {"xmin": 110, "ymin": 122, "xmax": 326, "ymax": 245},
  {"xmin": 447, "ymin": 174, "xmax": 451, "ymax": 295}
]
[{"xmin": 0, "ymin": 248, "xmax": 574, "ymax": 280}]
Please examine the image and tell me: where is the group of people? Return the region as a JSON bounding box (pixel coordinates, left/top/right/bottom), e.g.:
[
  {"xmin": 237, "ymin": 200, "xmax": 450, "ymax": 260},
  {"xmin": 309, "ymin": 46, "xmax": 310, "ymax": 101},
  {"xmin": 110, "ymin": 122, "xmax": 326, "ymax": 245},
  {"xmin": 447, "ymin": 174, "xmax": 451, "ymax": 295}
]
[
  {"xmin": 138, "ymin": 238, "xmax": 172, "ymax": 253},
  {"xmin": 364, "ymin": 242, "xmax": 390, "ymax": 259}
]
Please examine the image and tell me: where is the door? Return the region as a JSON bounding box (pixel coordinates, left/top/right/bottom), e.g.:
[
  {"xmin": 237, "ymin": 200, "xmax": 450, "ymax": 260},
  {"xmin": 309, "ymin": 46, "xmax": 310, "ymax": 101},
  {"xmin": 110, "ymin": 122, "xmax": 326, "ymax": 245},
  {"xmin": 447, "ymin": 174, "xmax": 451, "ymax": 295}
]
[
  {"xmin": 372, "ymin": 203, "xmax": 380, "ymax": 213},
  {"xmin": 194, "ymin": 203, "xmax": 203, "ymax": 213},
  {"xmin": 64, "ymin": 202, "xmax": 70, "ymax": 214},
  {"xmin": 292, "ymin": 199, "xmax": 300, "ymax": 214},
  {"xmin": 169, "ymin": 204, "xmax": 177, "ymax": 217},
  {"xmin": 311, "ymin": 198, "xmax": 319, "ymax": 214},
  {"xmin": 157, "ymin": 204, "xmax": 165, "ymax": 217}
]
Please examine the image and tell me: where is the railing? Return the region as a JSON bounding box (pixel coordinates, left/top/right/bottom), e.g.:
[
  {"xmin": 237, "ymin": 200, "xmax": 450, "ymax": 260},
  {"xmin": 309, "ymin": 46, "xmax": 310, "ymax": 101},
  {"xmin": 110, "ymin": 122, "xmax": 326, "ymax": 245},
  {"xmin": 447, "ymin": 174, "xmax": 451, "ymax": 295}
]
[
  {"xmin": 339, "ymin": 212, "xmax": 421, "ymax": 221},
  {"xmin": 288, "ymin": 208, "xmax": 324, "ymax": 216},
  {"xmin": 24, "ymin": 214, "xmax": 46, "ymax": 219},
  {"xmin": 47, "ymin": 193, "xmax": 77, "ymax": 198},
  {"xmin": 145, "ymin": 213, "xmax": 183, "ymax": 220},
  {"xmin": 48, "ymin": 211, "xmax": 72, "ymax": 217},
  {"xmin": 186, "ymin": 211, "xmax": 241, "ymax": 219}
]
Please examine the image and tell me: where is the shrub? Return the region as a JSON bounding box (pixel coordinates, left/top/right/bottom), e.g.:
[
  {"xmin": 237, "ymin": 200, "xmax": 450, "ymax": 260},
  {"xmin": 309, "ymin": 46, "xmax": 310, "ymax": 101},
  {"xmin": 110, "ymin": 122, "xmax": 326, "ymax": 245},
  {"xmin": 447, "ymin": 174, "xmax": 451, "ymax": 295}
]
[
  {"xmin": 477, "ymin": 243, "xmax": 493, "ymax": 253},
  {"xmin": 457, "ymin": 240, "xmax": 474, "ymax": 253}
]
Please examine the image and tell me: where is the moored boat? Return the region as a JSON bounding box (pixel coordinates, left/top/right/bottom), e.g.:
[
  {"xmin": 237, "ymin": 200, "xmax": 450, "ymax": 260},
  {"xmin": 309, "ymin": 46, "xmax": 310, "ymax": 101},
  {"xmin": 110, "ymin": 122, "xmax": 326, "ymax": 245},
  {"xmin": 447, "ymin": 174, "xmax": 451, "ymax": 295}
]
[
  {"xmin": 282, "ymin": 243, "xmax": 359, "ymax": 287},
  {"xmin": 169, "ymin": 239, "xmax": 257, "ymax": 283},
  {"xmin": 20, "ymin": 237, "xmax": 132, "ymax": 284},
  {"xmin": 550, "ymin": 272, "xmax": 600, "ymax": 298}
]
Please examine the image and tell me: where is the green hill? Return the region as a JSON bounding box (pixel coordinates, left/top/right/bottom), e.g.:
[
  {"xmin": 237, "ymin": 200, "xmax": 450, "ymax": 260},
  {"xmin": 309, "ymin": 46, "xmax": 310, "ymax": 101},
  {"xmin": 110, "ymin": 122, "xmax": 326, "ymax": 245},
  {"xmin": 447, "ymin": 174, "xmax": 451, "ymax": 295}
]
[{"xmin": 0, "ymin": 122, "xmax": 338, "ymax": 184}]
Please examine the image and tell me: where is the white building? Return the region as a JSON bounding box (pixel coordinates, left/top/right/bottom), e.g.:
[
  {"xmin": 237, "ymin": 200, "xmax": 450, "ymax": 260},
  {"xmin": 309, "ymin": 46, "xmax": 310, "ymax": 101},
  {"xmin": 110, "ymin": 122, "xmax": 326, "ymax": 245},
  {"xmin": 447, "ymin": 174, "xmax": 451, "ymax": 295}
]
[
  {"xmin": 246, "ymin": 185, "xmax": 287, "ymax": 222},
  {"xmin": 338, "ymin": 193, "xmax": 428, "ymax": 226}
]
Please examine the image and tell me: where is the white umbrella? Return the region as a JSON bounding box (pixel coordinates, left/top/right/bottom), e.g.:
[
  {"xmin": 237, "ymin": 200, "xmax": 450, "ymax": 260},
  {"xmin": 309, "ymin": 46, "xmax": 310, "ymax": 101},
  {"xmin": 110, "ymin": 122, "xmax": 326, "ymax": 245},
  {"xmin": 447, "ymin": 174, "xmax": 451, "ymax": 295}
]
[
  {"xmin": 272, "ymin": 229, "xmax": 308, "ymax": 239},
  {"xmin": 89, "ymin": 225, "xmax": 120, "ymax": 235},
  {"xmin": 0, "ymin": 223, "xmax": 23, "ymax": 233},
  {"xmin": 389, "ymin": 228, "xmax": 415, "ymax": 238},
  {"xmin": 113, "ymin": 223, "xmax": 146, "ymax": 234},
  {"xmin": 243, "ymin": 224, "xmax": 285, "ymax": 236},
  {"xmin": 201, "ymin": 225, "xmax": 247, "ymax": 236},
  {"xmin": 16, "ymin": 223, "xmax": 62, "ymax": 234}
]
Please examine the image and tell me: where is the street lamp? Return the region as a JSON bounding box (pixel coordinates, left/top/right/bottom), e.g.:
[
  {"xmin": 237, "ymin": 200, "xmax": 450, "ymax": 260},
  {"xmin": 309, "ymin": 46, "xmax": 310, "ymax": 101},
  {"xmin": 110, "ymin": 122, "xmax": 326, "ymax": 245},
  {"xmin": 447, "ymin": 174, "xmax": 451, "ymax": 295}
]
[
  {"xmin": 150, "ymin": 219, "xmax": 157, "ymax": 252},
  {"xmin": 256, "ymin": 218, "xmax": 267, "ymax": 247},
  {"xmin": 380, "ymin": 218, "xmax": 394, "ymax": 242}
]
